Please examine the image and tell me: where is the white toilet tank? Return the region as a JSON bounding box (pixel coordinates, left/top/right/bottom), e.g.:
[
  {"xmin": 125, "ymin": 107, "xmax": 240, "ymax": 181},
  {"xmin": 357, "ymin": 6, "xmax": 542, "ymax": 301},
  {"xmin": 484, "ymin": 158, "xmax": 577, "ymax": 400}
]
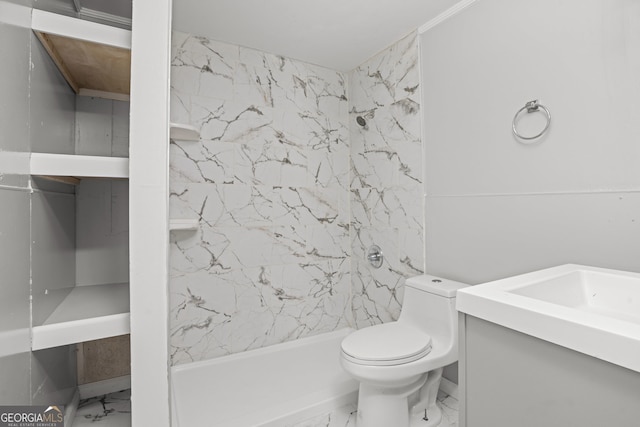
[{"xmin": 398, "ymin": 275, "xmax": 469, "ymax": 342}]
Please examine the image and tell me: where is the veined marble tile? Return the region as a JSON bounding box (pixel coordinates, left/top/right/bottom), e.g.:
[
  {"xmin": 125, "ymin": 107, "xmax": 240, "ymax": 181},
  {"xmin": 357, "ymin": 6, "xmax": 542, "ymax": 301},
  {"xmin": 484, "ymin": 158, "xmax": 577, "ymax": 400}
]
[
  {"xmin": 286, "ymin": 387, "xmax": 458, "ymax": 427},
  {"xmin": 74, "ymin": 389, "xmax": 131, "ymax": 427},
  {"xmin": 208, "ymin": 225, "xmax": 307, "ymax": 270},
  {"xmin": 170, "ymin": 227, "xmax": 231, "ymax": 274},
  {"xmin": 351, "ymin": 186, "xmax": 423, "ymax": 229},
  {"xmin": 351, "ymin": 263, "xmax": 404, "ymax": 328},
  {"xmin": 169, "ymin": 268, "xmax": 256, "ymax": 363},
  {"xmin": 395, "ymin": 140, "xmax": 423, "ymax": 187},
  {"xmin": 191, "ymin": 96, "xmax": 276, "ymax": 144},
  {"xmin": 171, "ymin": 32, "xmax": 238, "ymax": 99},
  {"xmin": 388, "ymin": 97, "xmax": 421, "ymax": 138},
  {"xmin": 398, "ymin": 226, "xmax": 425, "ymax": 277},
  {"xmin": 232, "ymin": 260, "xmax": 351, "ymax": 353},
  {"xmin": 287, "ymin": 403, "xmax": 358, "ymax": 427},
  {"xmin": 350, "ymin": 148, "xmax": 399, "ymax": 189},
  {"xmin": 170, "ymin": 183, "xmax": 271, "ymax": 227},
  {"xmin": 349, "ymin": 31, "xmax": 422, "ymax": 329},
  {"xmin": 170, "ymin": 90, "xmax": 191, "ymax": 125},
  {"xmin": 170, "ymin": 140, "xmax": 236, "ymax": 184},
  {"xmin": 235, "ymin": 141, "xmax": 309, "ymax": 187},
  {"xmin": 307, "ymin": 148, "xmax": 350, "ymax": 188},
  {"xmin": 169, "ymin": 260, "xmax": 351, "ymax": 364},
  {"xmin": 270, "ymin": 186, "xmax": 340, "ymax": 227},
  {"xmin": 169, "ymin": 29, "xmax": 352, "ymax": 365},
  {"xmin": 350, "ymin": 226, "xmax": 404, "ymax": 327},
  {"xmin": 306, "ymin": 223, "xmax": 350, "ymax": 261},
  {"xmin": 279, "ymin": 109, "xmax": 349, "ymax": 152}
]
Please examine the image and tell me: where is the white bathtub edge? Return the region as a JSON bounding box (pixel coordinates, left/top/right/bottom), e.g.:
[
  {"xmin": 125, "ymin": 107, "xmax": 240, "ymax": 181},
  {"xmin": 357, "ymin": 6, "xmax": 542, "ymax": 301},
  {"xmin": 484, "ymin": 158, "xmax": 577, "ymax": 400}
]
[{"xmin": 258, "ymin": 388, "xmax": 358, "ymax": 427}]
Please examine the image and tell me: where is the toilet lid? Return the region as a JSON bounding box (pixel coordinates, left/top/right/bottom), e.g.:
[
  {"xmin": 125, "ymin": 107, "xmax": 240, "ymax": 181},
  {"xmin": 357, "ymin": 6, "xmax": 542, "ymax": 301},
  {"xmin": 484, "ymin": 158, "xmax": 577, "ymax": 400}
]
[{"xmin": 341, "ymin": 323, "xmax": 432, "ymax": 366}]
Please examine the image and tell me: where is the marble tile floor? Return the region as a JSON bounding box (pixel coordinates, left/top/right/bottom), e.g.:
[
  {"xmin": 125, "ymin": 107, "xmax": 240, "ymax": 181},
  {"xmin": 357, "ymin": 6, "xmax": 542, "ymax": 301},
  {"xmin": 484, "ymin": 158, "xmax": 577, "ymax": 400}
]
[
  {"xmin": 288, "ymin": 389, "xmax": 459, "ymax": 427},
  {"xmin": 72, "ymin": 389, "xmax": 131, "ymax": 427},
  {"xmin": 71, "ymin": 388, "xmax": 458, "ymax": 427}
]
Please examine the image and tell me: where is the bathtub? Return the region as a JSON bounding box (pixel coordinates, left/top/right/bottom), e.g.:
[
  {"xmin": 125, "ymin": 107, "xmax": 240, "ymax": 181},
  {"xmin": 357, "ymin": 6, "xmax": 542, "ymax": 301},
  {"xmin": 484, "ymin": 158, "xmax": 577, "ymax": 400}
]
[{"xmin": 170, "ymin": 328, "xmax": 358, "ymax": 426}]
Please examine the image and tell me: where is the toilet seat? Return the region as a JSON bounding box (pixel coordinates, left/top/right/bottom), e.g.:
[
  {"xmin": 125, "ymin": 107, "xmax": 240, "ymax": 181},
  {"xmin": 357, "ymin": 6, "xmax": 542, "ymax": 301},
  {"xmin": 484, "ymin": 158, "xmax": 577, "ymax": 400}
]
[{"xmin": 341, "ymin": 323, "xmax": 432, "ymax": 366}]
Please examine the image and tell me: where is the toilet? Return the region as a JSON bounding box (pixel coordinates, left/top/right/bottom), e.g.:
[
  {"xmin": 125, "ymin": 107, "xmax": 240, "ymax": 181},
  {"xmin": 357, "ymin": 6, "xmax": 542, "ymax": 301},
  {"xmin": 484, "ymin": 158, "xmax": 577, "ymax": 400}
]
[{"xmin": 340, "ymin": 275, "xmax": 468, "ymax": 427}]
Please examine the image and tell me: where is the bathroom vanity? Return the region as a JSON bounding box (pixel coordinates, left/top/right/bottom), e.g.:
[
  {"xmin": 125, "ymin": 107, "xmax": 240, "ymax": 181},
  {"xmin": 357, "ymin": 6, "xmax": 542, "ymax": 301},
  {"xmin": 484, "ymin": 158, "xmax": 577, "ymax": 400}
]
[{"xmin": 456, "ymin": 265, "xmax": 640, "ymax": 427}]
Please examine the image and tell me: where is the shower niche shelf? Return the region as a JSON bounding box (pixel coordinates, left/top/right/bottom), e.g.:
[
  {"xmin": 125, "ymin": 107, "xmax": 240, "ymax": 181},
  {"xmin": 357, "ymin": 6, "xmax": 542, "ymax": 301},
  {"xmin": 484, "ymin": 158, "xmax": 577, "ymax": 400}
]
[
  {"xmin": 170, "ymin": 123, "xmax": 200, "ymax": 142},
  {"xmin": 169, "ymin": 219, "xmax": 199, "ymax": 231},
  {"xmin": 31, "ymin": 282, "xmax": 130, "ymax": 351},
  {"xmin": 32, "ymin": 9, "xmax": 132, "ymax": 101},
  {"xmin": 30, "ymin": 152, "xmax": 129, "ymax": 184}
]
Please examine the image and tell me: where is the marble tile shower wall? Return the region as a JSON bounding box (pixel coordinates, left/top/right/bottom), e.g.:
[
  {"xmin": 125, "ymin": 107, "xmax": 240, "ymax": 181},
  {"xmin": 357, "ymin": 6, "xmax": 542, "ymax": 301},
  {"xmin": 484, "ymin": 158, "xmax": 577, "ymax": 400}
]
[
  {"xmin": 349, "ymin": 32, "xmax": 424, "ymax": 328},
  {"xmin": 169, "ymin": 31, "xmax": 352, "ymax": 365}
]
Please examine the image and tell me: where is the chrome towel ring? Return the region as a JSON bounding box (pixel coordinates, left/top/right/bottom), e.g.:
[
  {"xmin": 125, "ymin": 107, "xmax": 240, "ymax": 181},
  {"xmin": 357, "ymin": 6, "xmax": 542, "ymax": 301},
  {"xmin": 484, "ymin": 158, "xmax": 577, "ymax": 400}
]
[{"xmin": 512, "ymin": 100, "xmax": 551, "ymax": 141}]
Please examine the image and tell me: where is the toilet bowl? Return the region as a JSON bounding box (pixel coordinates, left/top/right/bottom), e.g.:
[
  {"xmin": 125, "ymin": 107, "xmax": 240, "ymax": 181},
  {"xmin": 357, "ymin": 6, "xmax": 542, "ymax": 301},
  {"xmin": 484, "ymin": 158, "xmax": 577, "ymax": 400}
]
[{"xmin": 340, "ymin": 275, "xmax": 468, "ymax": 427}]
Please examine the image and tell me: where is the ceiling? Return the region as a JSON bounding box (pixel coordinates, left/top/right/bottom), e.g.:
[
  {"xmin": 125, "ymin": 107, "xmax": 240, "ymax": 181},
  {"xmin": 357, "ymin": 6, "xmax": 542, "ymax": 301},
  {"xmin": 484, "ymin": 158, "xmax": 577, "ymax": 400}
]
[{"xmin": 172, "ymin": 0, "xmax": 460, "ymax": 72}]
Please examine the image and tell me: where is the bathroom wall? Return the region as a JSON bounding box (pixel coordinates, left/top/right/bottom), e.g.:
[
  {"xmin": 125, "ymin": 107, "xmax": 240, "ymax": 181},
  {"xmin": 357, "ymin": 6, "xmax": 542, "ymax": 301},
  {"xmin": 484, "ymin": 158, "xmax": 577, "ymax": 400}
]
[
  {"xmin": 421, "ymin": 0, "xmax": 640, "ymax": 284},
  {"xmin": 74, "ymin": 97, "xmax": 131, "ymax": 385},
  {"xmin": 0, "ymin": 0, "xmax": 78, "ymax": 405},
  {"xmin": 0, "ymin": 0, "xmax": 32, "ymax": 404},
  {"xmin": 168, "ymin": 32, "xmax": 351, "ymax": 364},
  {"xmin": 29, "ymin": 22, "xmax": 78, "ymax": 406},
  {"xmin": 349, "ymin": 32, "xmax": 425, "ymax": 328},
  {"xmin": 75, "ymin": 97, "xmax": 130, "ymax": 287}
]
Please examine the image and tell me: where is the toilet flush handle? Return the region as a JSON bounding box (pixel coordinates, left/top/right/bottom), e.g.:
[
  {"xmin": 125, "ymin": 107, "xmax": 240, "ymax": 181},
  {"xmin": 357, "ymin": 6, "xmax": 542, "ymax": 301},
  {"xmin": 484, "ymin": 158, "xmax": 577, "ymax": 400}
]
[{"xmin": 367, "ymin": 245, "xmax": 383, "ymax": 269}]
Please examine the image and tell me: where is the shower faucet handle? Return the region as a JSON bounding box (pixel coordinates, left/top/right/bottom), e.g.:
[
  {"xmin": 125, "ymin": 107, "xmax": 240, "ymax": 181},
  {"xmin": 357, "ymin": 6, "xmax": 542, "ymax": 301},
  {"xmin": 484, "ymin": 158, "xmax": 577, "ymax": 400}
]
[{"xmin": 366, "ymin": 245, "xmax": 383, "ymax": 269}]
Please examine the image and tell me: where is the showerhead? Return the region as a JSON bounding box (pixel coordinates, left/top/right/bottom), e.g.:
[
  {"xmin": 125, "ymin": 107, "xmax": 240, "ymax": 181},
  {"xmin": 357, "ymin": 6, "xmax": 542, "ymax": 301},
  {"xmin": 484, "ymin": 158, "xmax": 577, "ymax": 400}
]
[{"xmin": 356, "ymin": 116, "xmax": 367, "ymax": 127}]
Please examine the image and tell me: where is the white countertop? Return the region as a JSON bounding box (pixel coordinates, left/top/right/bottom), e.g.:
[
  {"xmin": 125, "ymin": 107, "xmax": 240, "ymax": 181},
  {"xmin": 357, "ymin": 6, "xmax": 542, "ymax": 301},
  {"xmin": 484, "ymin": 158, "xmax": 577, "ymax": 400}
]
[{"xmin": 457, "ymin": 264, "xmax": 640, "ymax": 373}]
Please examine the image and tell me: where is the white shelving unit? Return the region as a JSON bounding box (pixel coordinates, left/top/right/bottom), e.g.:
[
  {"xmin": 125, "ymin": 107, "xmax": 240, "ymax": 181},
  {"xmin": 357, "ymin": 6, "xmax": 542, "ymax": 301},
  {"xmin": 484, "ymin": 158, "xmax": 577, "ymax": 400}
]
[
  {"xmin": 31, "ymin": 9, "xmax": 132, "ymax": 101},
  {"xmin": 32, "ymin": 283, "xmax": 130, "ymax": 351},
  {"xmin": 29, "ymin": 11, "xmax": 134, "ymax": 350}
]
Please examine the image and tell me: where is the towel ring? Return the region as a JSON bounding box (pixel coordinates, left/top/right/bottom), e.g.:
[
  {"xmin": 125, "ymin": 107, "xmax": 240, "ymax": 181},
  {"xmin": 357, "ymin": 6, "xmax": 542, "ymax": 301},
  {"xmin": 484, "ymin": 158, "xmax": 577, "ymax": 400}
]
[{"xmin": 512, "ymin": 100, "xmax": 551, "ymax": 141}]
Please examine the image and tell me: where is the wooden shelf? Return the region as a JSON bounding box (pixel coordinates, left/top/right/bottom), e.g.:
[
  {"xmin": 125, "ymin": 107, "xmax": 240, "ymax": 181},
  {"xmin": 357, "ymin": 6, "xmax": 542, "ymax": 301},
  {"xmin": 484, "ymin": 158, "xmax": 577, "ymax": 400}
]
[
  {"xmin": 170, "ymin": 219, "xmax": 199, "ymax": 231},
  {"xmin": 32, "ymin": 283, "xmax": 130, "ymax": 350},
  {"xmin": 170, "ymin": 123, "xmax": 200, "ymax": 142},
  {"xmin": 32, "ymin": 9, "xmax": 132, "ymax": 101},
  {"xmin": 31, "ymin": 153, "xmax": 129, "ymax": 184}
]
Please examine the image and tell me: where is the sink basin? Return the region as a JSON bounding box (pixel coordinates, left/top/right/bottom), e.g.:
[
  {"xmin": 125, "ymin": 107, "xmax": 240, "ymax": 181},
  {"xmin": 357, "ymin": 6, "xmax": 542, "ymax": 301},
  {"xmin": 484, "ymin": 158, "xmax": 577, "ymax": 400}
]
[
  {"xmin": 457, "ymin": 264, "xmax": 640, "ymax": 373},
  {"xmin": 509, "ymin": 269, "xmax": 640, "ymax": 324}
]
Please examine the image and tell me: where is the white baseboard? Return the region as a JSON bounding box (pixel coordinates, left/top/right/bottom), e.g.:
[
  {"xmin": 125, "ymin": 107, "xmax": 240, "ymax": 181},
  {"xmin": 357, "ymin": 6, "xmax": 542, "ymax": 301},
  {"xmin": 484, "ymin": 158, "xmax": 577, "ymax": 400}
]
[
  {"xmin": 440, "ymin": 377, "xmax": 459, "ymax": 400},
  {"xmin": 78, "ymin": 375, "xmax": 131, "ymax": 400}
]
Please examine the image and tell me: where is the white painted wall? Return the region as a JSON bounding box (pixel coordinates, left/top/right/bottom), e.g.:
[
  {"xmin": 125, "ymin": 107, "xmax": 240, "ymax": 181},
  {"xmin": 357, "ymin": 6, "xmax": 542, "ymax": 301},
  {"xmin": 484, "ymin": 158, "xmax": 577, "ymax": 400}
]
[
  {"xmin": 0, "ymin": 5, "xmax": 32, "ymax": 404},
  {"xmin": 75, "ymin": 97, "xmax": 130, "ymax": 286},
  {"xmin": 28, "ymin": 19, "xmax": 78, "ymax": 408},
  {"xmin": 0, "ymin": 0, "xmax": 78, "ymax": 406},
  {"xmin": 420, "ymin": 0, "xmax": 640, "ymax": 284}
]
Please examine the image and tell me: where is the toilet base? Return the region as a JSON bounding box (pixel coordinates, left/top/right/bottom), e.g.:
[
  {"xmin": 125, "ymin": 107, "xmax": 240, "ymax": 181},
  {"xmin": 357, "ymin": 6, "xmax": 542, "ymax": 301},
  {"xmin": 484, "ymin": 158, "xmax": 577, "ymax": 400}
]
[
  {"xmin": 355, "ymin": 374, "xmax": 427, "ymax": 427},
  {"xmin": 354, "ymin": 369, "xmax": 447, "ymax": 427},
  {"xmin": 409, "ymin": 404, "xmax": 446, "ymax": 427},
  {"xmin": 409, "ymin": 368, "xmax": 444, "ymax": 427}
]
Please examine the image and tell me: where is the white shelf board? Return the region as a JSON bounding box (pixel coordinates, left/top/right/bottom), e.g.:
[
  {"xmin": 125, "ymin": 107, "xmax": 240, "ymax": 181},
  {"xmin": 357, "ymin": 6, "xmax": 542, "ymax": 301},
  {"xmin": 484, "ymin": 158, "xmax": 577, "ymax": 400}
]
[
  {"xmin": 170, "ymin": 123, "xmax": 200, "ymax": 142},
  {"xmin": 169, "ymin": 219, "xmax": 199, "ymax": 231},
  {"xmin": 30, "ymin": 153, "xmax": 129, "ymax": 179},
  {"xmin": 32, "ymin": 283, "xmax": 130, "ymax": 351},
  {"xmin": 31, "ymin": 9, "xmax": 131, "ymax": 50}
]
